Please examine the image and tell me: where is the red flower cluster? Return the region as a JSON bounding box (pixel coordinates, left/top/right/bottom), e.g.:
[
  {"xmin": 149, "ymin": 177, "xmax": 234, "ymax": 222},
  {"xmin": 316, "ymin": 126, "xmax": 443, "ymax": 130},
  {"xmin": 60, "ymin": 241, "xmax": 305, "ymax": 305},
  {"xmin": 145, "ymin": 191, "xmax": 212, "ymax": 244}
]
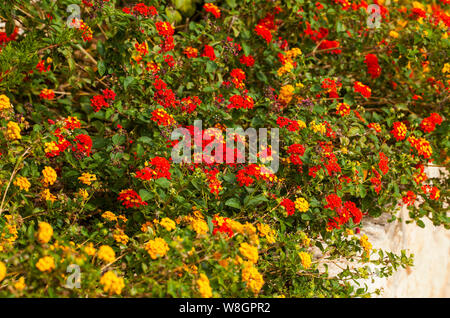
[
  {"xmin": 118, "ymin": 189, "xmax": 148, "ymax": 208},
  {"xmin": 230, "ymin": 68, "xmax": 246, "ymax": 89},
  {"xmin": 204, "ymin": 168, "xmax": 223, "ymax": 196},
  {"xmin": 239, "ymin": 55, "xmax": 255, "ymax": 67},
  {"xmin": 336, "ymin": 103, "xmax": 350, "ymax": 116},
  {"xmin": 420, "ymin": 113, "xmax": 443, "ymax": 133},
  {"xmin": 402, "ymin": 191, "xmax": 416, "ymax": 206},
  {"xmin": 64, "ymin": 117, "xmax": 81, "ymax": 130},
  {"xmin": 164, "ymin": 54, "xmax": 175, "ymax": 67},
  {"xmin": 321, "ymin": 78, "xmax": 342, "ymax": 98},
  {"xmin": 407, "ymin": 136, "xmax": 432, "ymax": 159},
  {"xmin": 40, "ymin": 89, "xmax": 55, "ymax": 100},
  {"xmin": 304, "ymin": 22, "xmax": 328, "ymax": 42},
  {"xmin": 254, "ymin": 24, "xmax": 272, "ymax": 44},
  {"xmin": 390, "ymin": 121, "xmax": 407, "ymax": 141},
  {"xmin": 212, "ymin": 216, "xmax": 233, "ymax": 237},
  {"xmin": 323, "ymin": 153, "xmax": 341, "ymax": 176},
  {"xmin": 0, "ymin": 27, "xmax": 19, "ymax": 51},
  {"xmin": 201, "ymin": 45, "xmax": 216, "ymax": 61},
  {"xmin": 90, "ymin": 89, "xmax": 116, "ymax": 112},
  {"xmin": 327, "ymin": 201, "xmax": 363, "ymax": 231},
  {"xmin": 368, "ymin": 122, "xmax": 381, "ymax": 133},
  {"xmin": 132, "ymin": 3, "xmax": 157, "ymax": 17},
  {"xmin": 353, "ymin": 81, "xmax": 371, "ymax": 98},
  {"xmin": 280, "ymin": 198, "xmax": 295, "ymax": 216},
  {"xmin": 151, "ymin": 109, "xmax": 175, "ymax": 126},
  {"xmin": 422, "ymin": 185, "xmax": 440, "ymax": 201},
  {"xmin": 181, "ymin": 96, "xmax": 201, "ymax": 114},
  {"xmin": 236, "ymin": 164, "xmax": 274, "ymax": 187},
  {"xmin": 72, "ymin": 134, "xmax": 93, "ymax": 157},
  {"xmin": 228, "ymin": 94, "xmax": 254, "ymax": 110},
  {"xmin": 45, "ymin": 119, "xmax": 81, "ymax": 158},
  {"xmin": 378, "ymin": 152, "xmax": 389, "ymax": 175},
  {"xmin": 183, "ymin": 47, "xmax": 198, "ymax": 58},
  {"xmin": 410, "ymin": 8, "xmax": 427, "ymax": 19},
  {"xmin": 318, "ymin": 40, "xmax": 342, "ymax": 54},
  {"xmin": 153, "ymin": 77, "xmax": 179, "ymax": 109},
  {"xmin": 277, "ymin": 116, "xmax": 302, "ymax": 132},
  {"xmin": 370, "ymin": 174, "xmax": 382, "ymax": 194},
  {"xmin": 287, "ymin": 143, "xmax": 305, "ymax": 166},
  {"xmin": 413, "ymin": 164, "xmax": 427, "ymax": 185},
  {"xmin": 364, "ymin": 54, "xmax": 381, "ymax": 79},
  {"xmin": 155, "ymin": 21, "xmax": 174, "ymax": 52},
  {"xmin": 203, "ymin": 3, "xmax": 221, "ymax": 18},
  {"xmin": 136, "ymin": 156, "xmax": 171, "ymax": 180},
  {"xmin": 36, "ymin": 59, "xmax": 51, "ymax": 73},
  {"xmin": 324, "ymin": 194, "xmax": 342, "ymax": 210},
  {"xmin": 155, "ymin": 21, "xmax": 174, "ymax": 37}
]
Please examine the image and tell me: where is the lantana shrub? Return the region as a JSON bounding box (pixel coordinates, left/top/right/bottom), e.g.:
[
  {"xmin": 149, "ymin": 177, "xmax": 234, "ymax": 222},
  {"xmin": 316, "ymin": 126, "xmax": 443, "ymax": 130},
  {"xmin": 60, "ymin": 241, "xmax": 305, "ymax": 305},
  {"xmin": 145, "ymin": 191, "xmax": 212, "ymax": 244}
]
[{"xmin": 0, "ymin": 0, "xmax": 449, "ymax": 297}]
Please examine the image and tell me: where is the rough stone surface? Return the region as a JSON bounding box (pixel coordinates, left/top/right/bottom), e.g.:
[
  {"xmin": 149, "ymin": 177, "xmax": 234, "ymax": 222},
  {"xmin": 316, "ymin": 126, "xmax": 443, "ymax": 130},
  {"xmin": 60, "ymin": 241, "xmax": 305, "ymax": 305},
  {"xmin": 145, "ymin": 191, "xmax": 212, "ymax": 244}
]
[
  {"xmin": 363, "ymin": 165, "xmax": 449, "ymax": 297},
  {"xmin": 315, "ymin": 166, "xmax": 449, "ymax": 297},
  {"xmin": 363, "ymin": 209, "xmax": 450, "ymax": 297}
]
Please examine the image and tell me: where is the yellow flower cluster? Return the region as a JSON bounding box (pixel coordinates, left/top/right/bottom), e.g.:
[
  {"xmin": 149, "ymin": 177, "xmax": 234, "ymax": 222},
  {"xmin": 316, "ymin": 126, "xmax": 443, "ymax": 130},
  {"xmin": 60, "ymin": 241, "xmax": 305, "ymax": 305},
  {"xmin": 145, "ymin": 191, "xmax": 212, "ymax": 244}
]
[
  {"xmin": 13, "ymin": 176, "xmax": 31, "ymax": 191},
  {"xmin": 78, "ymin": 188, "xmax": 89, "ymax": 200},
  {"xmin": 228, "ymin": 220, "xmax": 259, "ymax": 245},
  {"xmin": 277, "ymin": 47, "xmax": 302, "ymax": 76},
  {"xmin": 298, "ymin": 252, "xmax": 312, "ymax": 269},
  {"xmin": 299, "ymin": 232, "xmax": 311, "ymax": 246},
  {"xmin": 241, "ymin": 262, "xmax": 264, "ymax": 294},
  {"xmin": 78, "ymin": 172, "xmax": 97, "ymax": 185},
  {"xmin": 6, "ymin": 121, "xmax": 21, "ymax": 140},
  {"xmin": 443, "ymin": 63, "xmax": 450, "ymax": 76},
  {"xmin": 41, "ymin": 188, "xmax": 56, "ymax": 202},
  {"xmin": 182, "ymin": 211, "xmax": 209, "ymax": 236},
  {"xmin": 192, "ymin": 218, "xmax": 209, "ymax": 235},
  {"xmin": 0, "ymin": 261, "xmax": 6, "ymax": 281},
  {"xmin": 44, "ymin": 141, "xmax": 59, "ymax": 154},
  {"xmin": 14, "ymin": 277, "xmax": 26, "ymax": 291},
  {"xmin": 84, "ymin": 242, "xmax": 96, "ymax": 256},
  {"xmin": 196, "ymin": 273, "xmax": 213, "ymax": 298},
  {"xmin": 0, "ymin": 215, "xmax": 18, "ymax": 251},
  {"xmin": 297, "ymin": 119, "xmax": 306, "ymax": 129},
  {"xmin": 0, "ymin": 94, "xmax": 11, "ymax": 111},
  {"xmin": 359, "ymin": 234, "xmax": 372, "ymax": 258},
  {"xmin": 100, "ymin": 271, "xmax": 125, "ymax": 295},
  {"xmin": 257, "ymin": 223, "xmax": 276, "ymax": 244},
  {"xmin": 113, "ymin": 228, "xmax": 129, "ymax": 245},
  {"xmin": 295, "ymin": 197, "xmax": 309, "ymax": 212},
  {"xmin": 37, "ymin": 222, "xmax": 53, "ymax": 244},
  {"xmin": 389, "ymin": 30, "xmax": 399, "ymax": 38},
  {"xmin": 278, "ymin": 84, "xmax": 295, "ymax": 105},
  {"xmin": 158, "ymin": 217, "xmax": 176, "ymax": 231},
  {"xmin": 239, "ymin": 242, "xmax": 259, "ymax": 264},
  {"xmin": 42, "ymin": 166, "xmax": 57, "ymax": 186},
  {"xmin": 310, "ymin": 120, "xmax": 326, "ymax": 135},
  {"xmin": 102, "ymin": 211, "xmax": 118, "ymax": 222},
  {"xmin": 97, "ymin": 245, "xmax": 116, "ymax": 263},
  {"xmin": 144, "ymin": 237, "xmax": 169, "ymax": 259},
  {"xmin": 36, "ymin": 256, "xmax": 55, "ymax": 272}
]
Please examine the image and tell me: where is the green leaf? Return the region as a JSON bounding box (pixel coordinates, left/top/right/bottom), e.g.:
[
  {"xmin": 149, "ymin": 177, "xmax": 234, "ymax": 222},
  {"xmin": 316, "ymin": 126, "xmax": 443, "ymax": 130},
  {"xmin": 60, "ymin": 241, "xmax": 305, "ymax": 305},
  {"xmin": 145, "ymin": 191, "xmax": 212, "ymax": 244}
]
[
  {"xmin": 139, "ymin": 189, "xmax": 153, "ymax": 201},
  {"xmin": 155, "ymin": 178, "xmax": 171, "ymax": 189},
  {"xmin": 97, "ymin": 60, "xmax": 106, "ymax": 76},
  {"xmin": 225, "ymin": 198, "xmax": 241, "ymax": 209},
  {"xmin": 245, "ymin": 194, "xmax": 268, "ymax": 207},
  {"xmin": 124, "ymin": 76, "xmax": 134, "ymax": 89}
]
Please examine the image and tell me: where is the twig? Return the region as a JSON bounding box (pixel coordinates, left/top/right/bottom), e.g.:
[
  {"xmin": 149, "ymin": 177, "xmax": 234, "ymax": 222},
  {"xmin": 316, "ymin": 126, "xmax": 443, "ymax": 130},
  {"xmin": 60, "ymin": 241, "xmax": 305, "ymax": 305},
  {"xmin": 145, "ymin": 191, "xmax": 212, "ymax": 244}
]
[{"xmin": 0, "ymin": 146, "xmax": 32, "ymax": 216}]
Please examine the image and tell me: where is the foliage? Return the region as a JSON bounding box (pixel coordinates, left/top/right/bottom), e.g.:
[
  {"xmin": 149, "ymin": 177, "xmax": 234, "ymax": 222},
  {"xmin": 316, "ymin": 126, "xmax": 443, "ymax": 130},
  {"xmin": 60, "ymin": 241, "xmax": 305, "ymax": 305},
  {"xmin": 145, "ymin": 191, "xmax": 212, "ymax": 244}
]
[{"xmin": 0, "ymin": 0, "xmax": 448, "ymax": 297}]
